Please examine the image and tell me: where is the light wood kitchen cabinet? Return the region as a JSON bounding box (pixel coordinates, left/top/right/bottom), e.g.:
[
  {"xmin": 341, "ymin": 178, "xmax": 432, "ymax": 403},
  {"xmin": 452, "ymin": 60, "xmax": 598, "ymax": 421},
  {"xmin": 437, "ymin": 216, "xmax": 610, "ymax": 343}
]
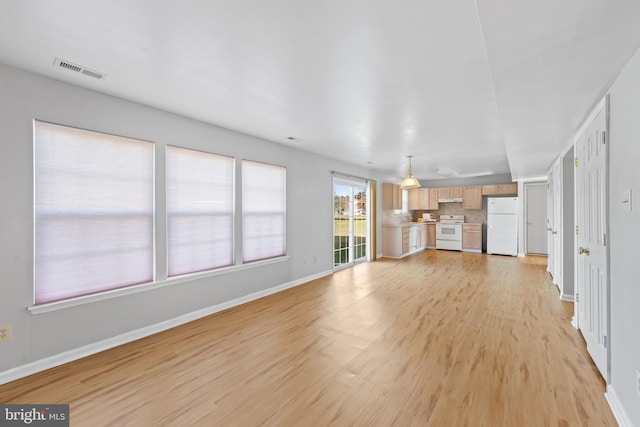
[
  {"xmin": 428, "ymin": 188, "xmax": 439, "ymax": 210},
  {"xmin": 402, "ymin": 226, "xmax": 410, "ymax": 254},
  {"xmin": 382, "ymin": 183, "xmax": 402, "ymax": 209},
  {"xmin": 498, "ymin": 183, "xmax": 518, "ymax": 195},
  {"xmin": 408, "ymin": 188, "xmax": 439, "ymax": 211},
  {"xmin": 437, "ymin": 187, "xmax": 450, "ymax": 199},
  {"xmin": 426, "ymin": 223, "xmax": 436, "ymax": 248},
  {"xmin": 462, "ymin": 186, "xmax": 482, "ymax": 210},
  {"xmin": 382, "ymin": 224, "xmax": 428, "ymax": 258},
  {"xmin": 462, "ymin": 223, "xmax": 482, "ymax": 253},
  {"xmin": 437, "ymin": 186, "xmax": 462, "ymax": 200},
  {"xmin": 418, "ymin": 224, "xmax": 427, "ymax": 249},
  {"xmin": 408, "ymin": 188, "xmax": 429, "ymax": 210},
  {"xmin": 482, "ymin": 185, "xmax": 499, "ymax": 195},
  {"xmin": 482, "ymin": 183, "xmax": 518, "ymax": 196},
  {"xmin": 449, "ymin": 187, "xmax": 463, "ymax": 198}
]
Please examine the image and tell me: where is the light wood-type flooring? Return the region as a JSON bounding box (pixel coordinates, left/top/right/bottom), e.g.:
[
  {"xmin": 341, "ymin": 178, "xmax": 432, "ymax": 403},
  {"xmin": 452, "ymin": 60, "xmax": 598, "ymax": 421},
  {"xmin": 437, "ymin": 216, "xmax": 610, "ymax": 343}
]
[{"xmin": 0, "ymin": 251, "xmax": 617, "ymax": 426}]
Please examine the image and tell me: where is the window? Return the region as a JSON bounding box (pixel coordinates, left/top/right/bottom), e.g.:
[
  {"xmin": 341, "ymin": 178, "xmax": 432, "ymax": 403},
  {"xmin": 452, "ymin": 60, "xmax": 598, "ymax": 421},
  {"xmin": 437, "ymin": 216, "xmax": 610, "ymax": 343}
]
[
  {"xmin": 34, "ymin": 121, "xmax": 154, "ymax": 304},
  {"xmin": 242, "ymin": 160, "xmax": 286, "ymax": 262},
  {"xmin": 166, "ymin": 146, "xmax": 234, "ymax": 276}
]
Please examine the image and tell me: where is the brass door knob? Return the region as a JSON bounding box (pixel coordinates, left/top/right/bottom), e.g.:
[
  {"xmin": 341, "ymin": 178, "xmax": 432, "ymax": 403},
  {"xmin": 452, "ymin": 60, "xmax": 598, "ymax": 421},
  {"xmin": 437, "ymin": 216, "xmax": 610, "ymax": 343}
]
[
  {"xmin": 578, "ymin": 247, "xmax": 590, "ymax": 255},
  {"xmin": 528, "ymin": 221, "xmax": 533, "ymax": 225}
]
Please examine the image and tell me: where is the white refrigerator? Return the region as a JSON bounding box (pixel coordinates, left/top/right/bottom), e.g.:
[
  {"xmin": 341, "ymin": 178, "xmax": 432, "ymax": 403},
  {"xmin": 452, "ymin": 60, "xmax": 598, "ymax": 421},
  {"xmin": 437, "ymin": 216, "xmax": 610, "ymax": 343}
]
[{"xmin": 487, "ymin": 197, "xmax": 518, "ymax": 256}]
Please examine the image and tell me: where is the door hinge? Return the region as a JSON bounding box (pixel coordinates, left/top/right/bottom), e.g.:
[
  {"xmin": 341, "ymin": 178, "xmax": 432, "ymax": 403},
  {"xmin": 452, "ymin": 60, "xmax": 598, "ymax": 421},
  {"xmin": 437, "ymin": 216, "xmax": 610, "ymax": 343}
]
[
  {"xmin": 601, "ymin": 130, "xmax": 606, "ymax": 145},
  {"xmin": 575, "ymin": 293, "xmax": 579, "ymax": 303},
  {"xmin": 575, "ymin": 157, "xmax": 579, "ymax": 167},
  {"xmin": 603, "ymin": 335, "xmax": 607, "ymax": 349},
  {"xmin": 576, "ymin": 225, "xmax": 579, "ymax": 235},
  {"xmin": 603, "ymin": 233, "xmax": 606, "ymax": 246}
]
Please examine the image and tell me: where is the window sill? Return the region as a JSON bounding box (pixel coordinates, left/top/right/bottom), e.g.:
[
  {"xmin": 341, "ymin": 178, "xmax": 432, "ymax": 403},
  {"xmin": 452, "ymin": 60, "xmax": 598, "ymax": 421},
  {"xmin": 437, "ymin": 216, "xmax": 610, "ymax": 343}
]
[{"xmin": 28, "ymin": 255, "xmax": 290, "ymax": 315}]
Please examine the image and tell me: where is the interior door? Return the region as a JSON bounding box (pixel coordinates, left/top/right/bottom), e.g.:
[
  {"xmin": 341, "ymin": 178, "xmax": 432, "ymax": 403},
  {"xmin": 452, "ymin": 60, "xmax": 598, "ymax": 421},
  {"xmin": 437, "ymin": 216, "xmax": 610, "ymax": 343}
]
[
  {"xmin": 553, "ymin": 161, "xmax": 563, "ymax": 287},
  {"xmin": 547, "ymin": 171, "xmax": 554, "ymax": 275},
  {"xmin": 525, "ymin": 183, "xmax": 548, "ymax": 254},
  {"xmin": 576, "ymin": 105, "xmax": 608, "ymax": 380}
]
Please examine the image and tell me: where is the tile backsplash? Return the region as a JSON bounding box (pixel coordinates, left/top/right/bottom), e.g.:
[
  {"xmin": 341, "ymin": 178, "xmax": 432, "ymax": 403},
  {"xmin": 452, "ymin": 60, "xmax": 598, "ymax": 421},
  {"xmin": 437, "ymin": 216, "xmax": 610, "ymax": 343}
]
[{"xmin": 411, "ymin": 202, "xmax": 487, "ymax": 223}]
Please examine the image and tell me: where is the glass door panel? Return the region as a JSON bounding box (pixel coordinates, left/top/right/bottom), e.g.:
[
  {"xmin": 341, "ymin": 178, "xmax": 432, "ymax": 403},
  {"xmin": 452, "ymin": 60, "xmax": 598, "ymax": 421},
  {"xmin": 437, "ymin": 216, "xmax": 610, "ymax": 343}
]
[{"xmin": 333, "ymin": 179, "xmax": 368, "ymax": 269}]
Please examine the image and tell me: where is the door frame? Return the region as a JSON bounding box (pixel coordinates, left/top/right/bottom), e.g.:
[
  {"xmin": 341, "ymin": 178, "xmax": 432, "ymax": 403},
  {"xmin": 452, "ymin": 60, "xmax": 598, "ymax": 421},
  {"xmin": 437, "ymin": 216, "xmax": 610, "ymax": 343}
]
[
  {"xmin": 524, "ymin": 181, "xmax": 548, "ymax": 255},
  {"xmin": 332, "ymin": 176, "xmax": 370, "ymax": 271},
  {"xmin": 573, "ymin": 95, "xmax": 610, "ymax": 381}
]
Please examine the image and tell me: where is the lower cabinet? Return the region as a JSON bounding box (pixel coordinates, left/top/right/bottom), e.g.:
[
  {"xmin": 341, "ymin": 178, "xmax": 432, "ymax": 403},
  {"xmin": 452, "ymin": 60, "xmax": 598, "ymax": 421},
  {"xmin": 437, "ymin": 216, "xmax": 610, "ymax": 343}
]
[
  {"xmin": 462, "ymin": 223, "xmax": 482, "ymax": 253},
  {"xmin": 426, "ymin": 223, "xmax": 436, "ymax": 248},
  {"xmin": 382, "ymin": 224, "xmax": 428, "ymax": 258}
]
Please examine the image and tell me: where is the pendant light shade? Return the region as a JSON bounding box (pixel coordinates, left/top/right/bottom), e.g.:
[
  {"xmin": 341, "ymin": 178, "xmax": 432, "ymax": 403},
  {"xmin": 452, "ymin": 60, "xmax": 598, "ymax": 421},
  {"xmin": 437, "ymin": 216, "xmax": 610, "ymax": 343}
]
[{"xmin": 400, "ymin": 155, "xmax": 421, "ymax": 189}]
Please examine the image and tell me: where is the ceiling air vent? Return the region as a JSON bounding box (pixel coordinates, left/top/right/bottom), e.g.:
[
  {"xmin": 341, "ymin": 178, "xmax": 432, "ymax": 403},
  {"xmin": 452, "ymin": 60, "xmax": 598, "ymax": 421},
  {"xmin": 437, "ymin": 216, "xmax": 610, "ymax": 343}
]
[{"xmin": 53, "ymin": 58, "xmax": 106, "ymax": 80}]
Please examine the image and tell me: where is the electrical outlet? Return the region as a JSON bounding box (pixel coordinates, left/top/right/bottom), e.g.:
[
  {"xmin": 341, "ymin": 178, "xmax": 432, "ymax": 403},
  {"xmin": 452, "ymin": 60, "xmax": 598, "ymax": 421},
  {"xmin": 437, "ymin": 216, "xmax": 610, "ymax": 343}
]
[{"xmin": 0, "ymin": 324, "xmax": 12, "ymax": 343}]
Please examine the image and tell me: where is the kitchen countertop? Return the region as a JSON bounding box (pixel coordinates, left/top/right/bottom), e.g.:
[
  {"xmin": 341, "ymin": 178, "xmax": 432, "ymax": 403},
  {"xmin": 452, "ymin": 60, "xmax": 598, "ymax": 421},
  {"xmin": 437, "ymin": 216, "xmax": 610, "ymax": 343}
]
[{"xmin": 382, "ymin": 222, "xmax": 431, "ymax": 227}]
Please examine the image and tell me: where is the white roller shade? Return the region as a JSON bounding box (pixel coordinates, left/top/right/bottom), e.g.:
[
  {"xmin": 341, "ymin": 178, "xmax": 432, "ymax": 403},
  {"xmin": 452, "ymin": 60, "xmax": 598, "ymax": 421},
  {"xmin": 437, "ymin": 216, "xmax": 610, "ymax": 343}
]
[
  {"xmin": 242, "ymin": 160, "xmax": 286, "ymax": 262},
  {"xmin": 34, "ymin": 121, "xmax": 154, "ymax": 304},
  {"xmin": 166, "ymin": 146, "xmax": 234, "ymax": 276}
]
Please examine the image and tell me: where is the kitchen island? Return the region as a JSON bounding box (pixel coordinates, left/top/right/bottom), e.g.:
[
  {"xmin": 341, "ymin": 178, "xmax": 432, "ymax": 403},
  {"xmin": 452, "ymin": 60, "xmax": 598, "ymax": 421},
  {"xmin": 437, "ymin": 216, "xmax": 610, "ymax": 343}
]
[{"xmin": 382, "ymin": 222, "xmax": 431, "ymax": 258}]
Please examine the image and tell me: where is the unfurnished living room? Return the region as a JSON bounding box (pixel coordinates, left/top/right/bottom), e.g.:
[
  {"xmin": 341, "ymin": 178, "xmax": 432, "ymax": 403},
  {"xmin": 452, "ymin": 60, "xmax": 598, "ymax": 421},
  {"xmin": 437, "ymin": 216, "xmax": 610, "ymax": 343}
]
[{"xmin": 1, "ymin": 1, "xmax": 639, "ymax": 426}]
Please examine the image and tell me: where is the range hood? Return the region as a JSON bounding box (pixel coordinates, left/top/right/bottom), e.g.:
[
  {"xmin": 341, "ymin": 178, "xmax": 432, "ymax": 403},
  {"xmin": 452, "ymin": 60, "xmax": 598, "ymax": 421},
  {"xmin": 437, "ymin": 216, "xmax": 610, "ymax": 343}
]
[{"xmin": 438, "ymin": 197, "xmax": 463, "ymax": 203}]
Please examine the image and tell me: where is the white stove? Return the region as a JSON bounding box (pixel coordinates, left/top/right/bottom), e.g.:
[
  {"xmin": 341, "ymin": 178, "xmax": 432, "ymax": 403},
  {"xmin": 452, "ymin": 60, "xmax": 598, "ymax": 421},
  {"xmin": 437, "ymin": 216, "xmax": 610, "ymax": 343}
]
[{"xmin": 436, "ymin": 215, "xmax": 464, "ymax": 251}]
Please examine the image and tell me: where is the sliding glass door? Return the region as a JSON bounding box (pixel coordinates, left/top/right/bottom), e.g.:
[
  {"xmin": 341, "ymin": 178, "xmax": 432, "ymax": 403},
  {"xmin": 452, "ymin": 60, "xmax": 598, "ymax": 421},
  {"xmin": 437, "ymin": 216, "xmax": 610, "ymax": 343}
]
[{"xmin": 333, "ymin": 178, "xmax": 368, "ymax": 269}]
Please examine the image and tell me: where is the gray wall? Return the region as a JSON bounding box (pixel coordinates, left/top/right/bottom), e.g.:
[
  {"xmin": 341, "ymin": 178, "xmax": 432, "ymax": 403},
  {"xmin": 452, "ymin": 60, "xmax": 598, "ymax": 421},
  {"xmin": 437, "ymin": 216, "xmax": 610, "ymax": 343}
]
[
  {"xmin": 608, "ymin": 47, "xmax": 640, "ymax": 423},
  {"xmin": 0, "ymin": 63, "xmax": 382, "ymax": 374}
]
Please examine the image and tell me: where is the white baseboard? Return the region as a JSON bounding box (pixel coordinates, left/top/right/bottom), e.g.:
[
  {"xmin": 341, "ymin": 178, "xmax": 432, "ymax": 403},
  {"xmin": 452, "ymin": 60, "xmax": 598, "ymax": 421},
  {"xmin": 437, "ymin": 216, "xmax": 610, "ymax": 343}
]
[
  {"xmin": 0, "ymin": 269, "xmax": 332, "ymax": 386},
  {"xmin": 518, "ymin": 252, "xmax": 525, "ymax": 257},
  {"xmin": 571, "ymin": 316, "xmax": 578, "ymax": 329},
  {"xmin": 560, "ymin": 293, "xmax": 575, "ymax": 302},
  {"xmin": 605, "ymin": 385, "xmax": 635, "ymax": 427}
]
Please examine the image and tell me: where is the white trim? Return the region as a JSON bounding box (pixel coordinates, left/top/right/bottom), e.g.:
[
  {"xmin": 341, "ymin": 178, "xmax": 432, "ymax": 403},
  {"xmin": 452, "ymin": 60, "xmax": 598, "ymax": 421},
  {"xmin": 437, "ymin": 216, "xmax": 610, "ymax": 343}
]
[
  {"xmin": 517, "ymin": 253, "xmax": 525, "ymax": 257},
  {"xmin": 605, "ymin": 385, "xmax": 635, "ymax": 427},
  {"xmin": 518, "ymin": 176, "xmax": 548, "ymax": 183},
  {"xmin": 29, "ymin": 256, "xmax": 290, "ymax": 315},
  {"xmin": 571, "ymin": 316, "xmax": 578, "ymax": 329},
  {"xmin": 1, "ymin": 268, "xmax": 331, "ymax": 386},
  {"xmin": 560, "ymin": 293, "xmax": 574, "ymax": 302}
]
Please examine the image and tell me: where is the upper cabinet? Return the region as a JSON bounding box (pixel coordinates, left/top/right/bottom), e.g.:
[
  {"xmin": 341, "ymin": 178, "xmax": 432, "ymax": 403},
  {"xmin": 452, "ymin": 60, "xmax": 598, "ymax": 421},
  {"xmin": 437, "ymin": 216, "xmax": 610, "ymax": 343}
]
[
  {"xmin": 408, "ymin": 188, "xmax": 438, "ymax": 210},
  {"xmin": 450, "ymin": 187, "xmax": 463, "ymax": 198},
  {"xmin": 408, "ymin": 188, "xmax": 427, "ymax": 210},
  {"xmin": 437, "ymin": 186, "xmax": 462, "ymax": 200},
  {"xmin": 499, "ymin": 183, "xmax": 518, "ymax": 195},
  {"xmin": 428, "ymin": 188, "xmax": 439, "ymax": 210},
  {"xmin": 462, "ymin": 186, "xmax": 482, "ymax": 210},
  {"xmin": 482, "ymin": 183, "xmax": 518, "ymax": 196},
  {"xmin": 382, "ymin": 183, "xmax": 402, "ymax": 210}
]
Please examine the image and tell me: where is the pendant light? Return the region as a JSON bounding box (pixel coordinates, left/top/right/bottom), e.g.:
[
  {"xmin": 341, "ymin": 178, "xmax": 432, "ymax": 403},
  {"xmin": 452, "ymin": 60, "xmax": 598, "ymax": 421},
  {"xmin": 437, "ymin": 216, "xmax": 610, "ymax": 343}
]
[{"xmin": 400, "ymin": 155, "xmax": 421, "ymax": 189}]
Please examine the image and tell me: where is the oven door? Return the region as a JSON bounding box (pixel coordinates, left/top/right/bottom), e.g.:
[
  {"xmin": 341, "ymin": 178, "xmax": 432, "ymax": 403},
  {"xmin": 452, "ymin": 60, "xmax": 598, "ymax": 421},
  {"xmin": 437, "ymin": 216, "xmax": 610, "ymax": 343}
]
[{"xmin": 436, "ymin": 223, "xmax": 461, "ymax": 240}]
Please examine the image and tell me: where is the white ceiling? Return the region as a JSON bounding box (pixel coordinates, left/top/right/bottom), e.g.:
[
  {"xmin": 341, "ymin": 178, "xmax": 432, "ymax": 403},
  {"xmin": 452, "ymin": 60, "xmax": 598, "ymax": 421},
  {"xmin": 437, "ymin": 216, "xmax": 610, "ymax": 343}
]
[{"xmin": 1, "ymin": 0, "xmax": 639, "ymax": 181}]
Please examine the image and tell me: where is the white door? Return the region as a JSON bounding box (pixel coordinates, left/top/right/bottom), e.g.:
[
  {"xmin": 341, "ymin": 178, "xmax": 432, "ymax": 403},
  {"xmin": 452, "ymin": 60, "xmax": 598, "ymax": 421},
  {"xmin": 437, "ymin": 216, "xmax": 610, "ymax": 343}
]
[
  {"xmin": 547, "ymin": 171, "xmax": 554, "ymax": 275},
  {"xmin": 553, "ymin": 161, "xmax": 563, "ymax": 287},
  {"xmin": 525, "ymin": 183, "xmax": 548, "ymax": 254},
  {"xmin": 576, "ymin": 104, "xmax": 608, "ymax": 380}
]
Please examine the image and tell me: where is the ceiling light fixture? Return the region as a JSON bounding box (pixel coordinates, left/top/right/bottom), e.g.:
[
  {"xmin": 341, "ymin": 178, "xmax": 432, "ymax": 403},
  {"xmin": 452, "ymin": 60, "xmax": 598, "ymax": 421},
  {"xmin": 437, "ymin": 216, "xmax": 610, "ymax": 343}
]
[{"xmin": 400, "ymin": 155, "xmax": 421, "ymax": 189}]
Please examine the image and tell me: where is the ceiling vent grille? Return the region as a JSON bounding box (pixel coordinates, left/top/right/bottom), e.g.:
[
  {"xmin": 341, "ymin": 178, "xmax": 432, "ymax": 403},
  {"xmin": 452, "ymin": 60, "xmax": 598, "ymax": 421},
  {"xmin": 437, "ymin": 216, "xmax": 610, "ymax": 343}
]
[{"xmin": 53, "ymin": 58, "xmax": 106, "ymax": 80}]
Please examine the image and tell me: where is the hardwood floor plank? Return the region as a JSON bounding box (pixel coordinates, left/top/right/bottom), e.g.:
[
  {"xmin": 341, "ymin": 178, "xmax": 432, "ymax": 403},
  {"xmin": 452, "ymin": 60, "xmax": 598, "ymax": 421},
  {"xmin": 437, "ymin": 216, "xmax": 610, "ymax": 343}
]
[{"xmin": 0, "ymin": 251, "xmax": 617, "ymax": 426}]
